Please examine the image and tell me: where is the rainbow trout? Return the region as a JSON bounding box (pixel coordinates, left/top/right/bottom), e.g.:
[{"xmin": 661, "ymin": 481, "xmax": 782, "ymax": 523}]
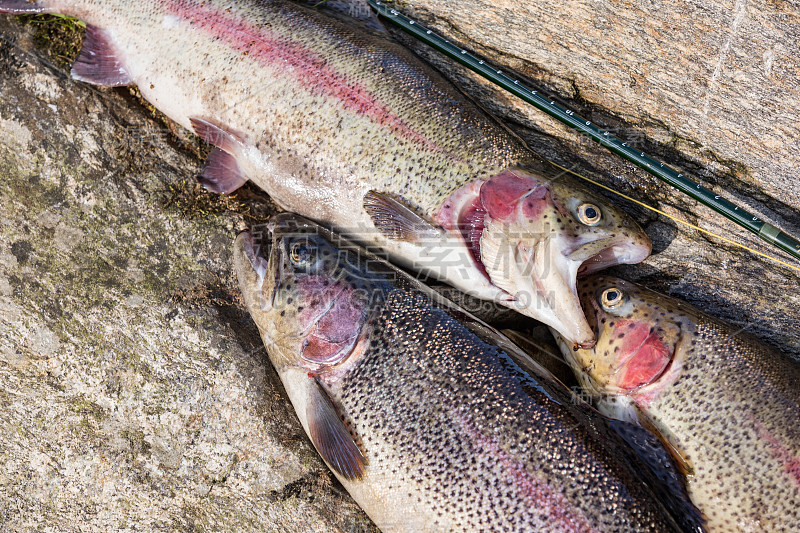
[
  {"xmin": 552, "ymin": 275, "xmax": 800, "ymax": 532},
  {"xmin": 233, "ymin": 213, "xmax": 703, "ymax": 532},
  {"xmin": 0, "ymin": 0, "xmax": 651, "ymax": 347}
]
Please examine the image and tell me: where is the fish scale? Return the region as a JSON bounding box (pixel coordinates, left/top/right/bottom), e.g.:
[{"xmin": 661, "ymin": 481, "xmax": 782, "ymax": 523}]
[
  {"xmin": 135, "ymin": 0, "xmax": 530, "ymax": 212},
  {"xmin": 0, "ymin": 0, "xmax": 653, "ymax": 346},
  {"xmin": 16, "ymin": 0, "xmax": 522, "ymax": 209},
  {"xmin": 647, "ymin": 321, "xmax": 800, "ymax": 531},
  {"xmin": 332, "ymin": 291, "xmax": 618, "ymax": 531},
  {"xmin": 554, "ymin": 276, "xmax": 800, "ymax": 532},
  {"xmin": 234, "ymin": 214, "xmax": 703, "ymax": 532}
]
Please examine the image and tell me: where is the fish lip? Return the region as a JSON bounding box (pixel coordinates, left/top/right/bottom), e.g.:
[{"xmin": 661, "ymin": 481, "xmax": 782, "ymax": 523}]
[
  {"xmin": 241, "ymin": 230, "xmax": 263, "ymax": 266},
  {"xmin": 575, "ymin": 338, "xmax": 596, "ymax": 349},
  {"xmin": 237, "ymin": 227, "xmax": 276, "ymax": 311},
  {"xmin": 570, "ymin": 236, "xmax": 652, "ymax": 276},
  {"xmin": 553, "ymin": 330, "xmax": 593, "ymax": 358},
  {"xmin": 505, "ymin": 239, "xmax": 597, "ymax": 347},
  {"xmin": 237, "ymin": 229, "xmax": 267, "ymax": 275},
  {"xmin": 562, "ymin": 268, "xmax": 597, "ymax": 348}
]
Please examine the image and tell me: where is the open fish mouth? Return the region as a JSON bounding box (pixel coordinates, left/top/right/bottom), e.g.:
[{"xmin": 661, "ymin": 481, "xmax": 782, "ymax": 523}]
[
  {"xmin": 561, "ymin": 223, "xmax": 653, "ymax": 277},
  {"xmin": 481, "ymin": 229, "xmax": 651, "ymax": 348},
  {"xmin": 431, "ymin": 169, "xmax": 653, "ymax": 346},
  {"xmin": 239, "ymin": 229, "xmax": 269, "ymax": 277},
  {"xmin": 575, "ymin": 240, "xmax": 652, "ymax": 277},
  {"xmin": 480, "ymin": 235, "xmax": 596, "ymax": 347}
]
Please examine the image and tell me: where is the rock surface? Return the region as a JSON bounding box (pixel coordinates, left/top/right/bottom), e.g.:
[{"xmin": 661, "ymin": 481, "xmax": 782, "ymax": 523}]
[
  {"xmin": 0, "ymin": 1, "xmax": 798, "ymax": 531},
  {"xmin": 0, "ymin": 15, "xmax": 375, "ymax": 532}
]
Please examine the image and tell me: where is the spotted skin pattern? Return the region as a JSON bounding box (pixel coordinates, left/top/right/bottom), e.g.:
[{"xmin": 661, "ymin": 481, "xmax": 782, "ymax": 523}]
[
  {"xmin": 234, "ymin": 215, "xmax": 699, "ymax": 533},
  {"xmin": 0, "ymin": 0, "xmax": 652, "ymax": 345},
  {"xmin": 555, "ymin": 275, "xmax": 800, "ymax": 532},
  {"xmin": 9, "ymin": 0, "xmax": 531, "ymax": 213}
]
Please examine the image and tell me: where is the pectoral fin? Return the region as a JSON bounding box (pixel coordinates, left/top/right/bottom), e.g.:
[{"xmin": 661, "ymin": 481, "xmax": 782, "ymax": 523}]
[
  {"xmin": 631, "ymin": 403, "xmax": 694, "ymax": 478},
  {"xmin": 198, "ymin": 148, "xmax": 247, "ymax": 194},
  {"xmin": 608, "ymin": 416, "xmax": 705, "ymax": 532},
  {"xmin": 363, "ymin": 190, "xmax": 442, "ymax": 243},
  {"xmin": 307, "ymin": 377, "xmax": 366, "ymax": 481},
  {"xmin": 189, "ymin": 117, "xmax": 246, "ymax": 153}
]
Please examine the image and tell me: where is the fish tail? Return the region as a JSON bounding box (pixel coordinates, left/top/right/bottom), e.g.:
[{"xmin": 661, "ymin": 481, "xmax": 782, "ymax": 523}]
[{"xmin": 0, "ymin": 1, "xmax": 52, "ymax": 14}]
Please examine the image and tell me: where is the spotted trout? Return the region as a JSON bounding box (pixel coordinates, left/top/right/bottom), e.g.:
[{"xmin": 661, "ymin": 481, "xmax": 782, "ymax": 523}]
[
  {"xmin": 233, "ymin": 213, "xmax": 703, "ymax": 532},
  {"xmin": 1, "ymin": 0, "xmax": 651, "ymax": 347},
  {"xmin": 552, "ymin": 275, "xmax": 800, "ymax": 532}
]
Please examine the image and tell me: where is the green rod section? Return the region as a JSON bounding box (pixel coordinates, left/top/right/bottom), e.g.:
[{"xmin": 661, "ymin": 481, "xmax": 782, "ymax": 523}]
[{"xmin": 367, "ymin": 0, "xmax": 800, "ymax": 263}]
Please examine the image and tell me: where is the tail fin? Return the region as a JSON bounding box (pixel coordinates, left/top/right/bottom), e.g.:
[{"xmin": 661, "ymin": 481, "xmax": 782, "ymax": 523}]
[{"xmin": 0, "ymin": 1, "xmax": 50, "ymax": 14}]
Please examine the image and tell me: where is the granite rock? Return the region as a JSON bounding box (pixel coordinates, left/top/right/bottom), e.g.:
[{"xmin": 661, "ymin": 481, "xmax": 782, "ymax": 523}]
[{"xmin": 0, "ymin": 15, "xmax": 375, "ymax": 532}]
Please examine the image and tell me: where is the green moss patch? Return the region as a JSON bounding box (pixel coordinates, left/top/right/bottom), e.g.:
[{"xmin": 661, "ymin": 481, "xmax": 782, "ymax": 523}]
[{"xmin": 17, "ymin": 14, "xmax": 85, "ymax": 70}]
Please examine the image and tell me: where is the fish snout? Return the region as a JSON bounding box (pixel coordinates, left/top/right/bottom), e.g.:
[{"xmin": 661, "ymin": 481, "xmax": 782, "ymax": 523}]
[
  {"xmin": 234, "ymin": 229, "xmax": 274, "ymax": 313},
  {"xmin": 568, "ymin": 232, "xmax": 652, "ymax": 276}
]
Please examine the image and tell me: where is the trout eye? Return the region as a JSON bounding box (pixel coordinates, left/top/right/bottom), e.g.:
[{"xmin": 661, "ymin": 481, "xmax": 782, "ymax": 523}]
[
  {"xmin": 577, "ymin": 203, "xmax": 602, "ymax": 226},
  {"xmin": 601, "ymin": 287, "xmax": 624, "ymax": 310},
  {"xmin": 289, "ymin": 240, "xmax": 316, "ymax": 267}
]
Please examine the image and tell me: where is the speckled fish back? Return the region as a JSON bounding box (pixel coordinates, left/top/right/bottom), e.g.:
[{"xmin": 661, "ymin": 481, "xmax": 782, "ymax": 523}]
[
  {"xmin": 50, "ymin": 0, "xmax": 538, "ymax": 213},
  {"xmin": 650, "ymin": 319, "xmax": 800, "ymax": 532},
  {"xmin": 331, "ymin": 289, "xmax": 685, "ymax": 532}
]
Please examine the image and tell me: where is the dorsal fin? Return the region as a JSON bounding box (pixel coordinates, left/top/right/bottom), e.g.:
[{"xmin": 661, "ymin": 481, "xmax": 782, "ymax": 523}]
[
  {"xmin": 71, "ymin": 26, "xmax": 134, "ymax": 87},
  {"xmin": 309, "ymin": 0, "xmax": 386, "ymax": 32}
]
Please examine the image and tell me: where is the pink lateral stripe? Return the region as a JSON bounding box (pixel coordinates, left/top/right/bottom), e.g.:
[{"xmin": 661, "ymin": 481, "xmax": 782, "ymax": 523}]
[
  {"xmin": 755, "ymin": 421, "xmax": 800, "ymax": 490},
  {"xmin": 456, "ymin": 412, "xmax": 597, "ymax": 533},
  {"xmin": 165, "ymin": 0, "xmax": 440, "ymax": 152}
]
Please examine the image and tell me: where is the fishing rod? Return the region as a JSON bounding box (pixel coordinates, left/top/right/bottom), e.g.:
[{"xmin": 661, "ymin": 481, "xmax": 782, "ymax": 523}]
[{"xmin": 365, "ymin": 0, "xmax": 800, "ymax": 264}]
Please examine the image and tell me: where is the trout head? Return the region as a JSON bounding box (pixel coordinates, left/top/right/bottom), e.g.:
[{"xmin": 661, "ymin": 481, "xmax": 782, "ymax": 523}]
[
  {"xmin": 551, "ymin": 276, "xmax": 695, "ymax": 413},
  {"xmin": 234, "ymin": 213, "xmax": 392, "ymax": 374},
  {"xmin": 235, "ymin": 214, "xmax": 401, "ymax": 481},
  {"xmin": 435, "ymin": 169, "xmax": 651, "ymax": 348}
]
